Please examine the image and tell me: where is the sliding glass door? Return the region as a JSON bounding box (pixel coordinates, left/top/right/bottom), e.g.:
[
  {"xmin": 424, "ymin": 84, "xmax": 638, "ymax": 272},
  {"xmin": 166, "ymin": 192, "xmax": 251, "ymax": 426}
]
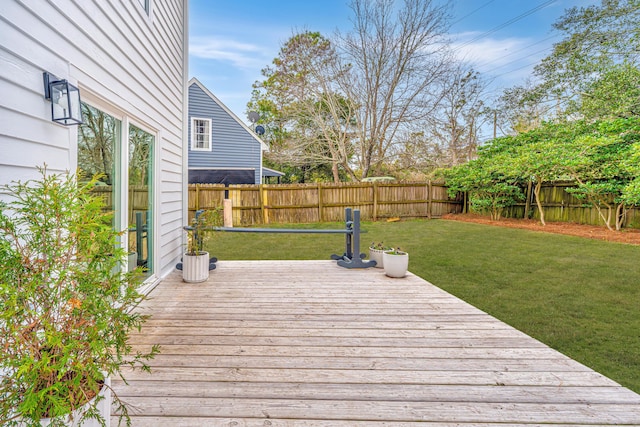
[{"xmin": 77, "ymin": 103, "xmax": 154, "ymax": 280}]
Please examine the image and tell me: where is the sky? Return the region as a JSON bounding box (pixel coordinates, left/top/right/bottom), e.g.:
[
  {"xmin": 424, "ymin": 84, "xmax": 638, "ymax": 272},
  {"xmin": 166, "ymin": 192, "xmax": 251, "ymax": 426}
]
[{"xmin": 189, "ymin": 0, "xmax": 597, "ymax": 127}]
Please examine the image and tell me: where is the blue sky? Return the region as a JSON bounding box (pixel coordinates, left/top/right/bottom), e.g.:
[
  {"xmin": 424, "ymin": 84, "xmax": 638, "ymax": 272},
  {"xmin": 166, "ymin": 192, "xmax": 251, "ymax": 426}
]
[{"xmin": 189, "ymin": 0, "xmax": 596, "ymax": 123}]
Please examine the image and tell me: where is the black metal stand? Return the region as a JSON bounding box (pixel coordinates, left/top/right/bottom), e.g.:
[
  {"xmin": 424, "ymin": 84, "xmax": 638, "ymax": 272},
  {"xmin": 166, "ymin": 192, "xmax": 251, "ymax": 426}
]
[
  {"xmin": 330, "ymin": 209, "xmax": 376, "ymax": 269},
  {"xmin": 179, "ymin": 208, "xmax": 376, "ymax": 269}
]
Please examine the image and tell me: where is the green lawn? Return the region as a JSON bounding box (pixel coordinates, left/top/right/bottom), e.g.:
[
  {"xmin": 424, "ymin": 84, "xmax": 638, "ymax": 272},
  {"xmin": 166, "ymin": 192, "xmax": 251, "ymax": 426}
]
[{"xmin": 206, "ymin": 219, "xmax": 640, "ymax": 393}]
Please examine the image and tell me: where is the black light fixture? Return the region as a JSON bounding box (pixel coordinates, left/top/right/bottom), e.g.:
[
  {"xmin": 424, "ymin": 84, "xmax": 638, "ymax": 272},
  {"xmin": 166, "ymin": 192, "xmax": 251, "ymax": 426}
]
[{"xmin": 43, "ymin": 72, "xmax": 83, "ymax": 125}]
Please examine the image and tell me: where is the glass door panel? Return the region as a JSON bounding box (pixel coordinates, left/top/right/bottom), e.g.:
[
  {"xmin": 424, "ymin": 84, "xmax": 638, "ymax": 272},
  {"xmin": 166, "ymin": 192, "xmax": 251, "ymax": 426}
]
[
  {"xmin": 78, "ymin": 103, "xmax": 155, "ymax": 278},
  {"xmin": 77, "ymin": 102, "xmax": 120, "ymax": 226},
  {"xmin": 128, "ymin": 124, "xmax": 154, "ymax": 279}
]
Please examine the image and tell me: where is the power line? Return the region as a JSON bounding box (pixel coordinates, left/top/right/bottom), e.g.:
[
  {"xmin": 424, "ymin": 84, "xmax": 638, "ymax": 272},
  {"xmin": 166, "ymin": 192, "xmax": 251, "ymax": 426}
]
[
  {"xmin": 454, "ymin": 0, "xmax": 556, "ymax": 51},
  {"xmin": 451, "ymin": 0, "xmax": 496, "ymax": 26},
  {"xmin": 491, "ymin": 59, "xmax": 539, "ymax": 79},
  {"xmin": 473, "ymin": 33, "xmax": 559, "ymax": 70},
  {"xmin": 484, "ymin": 46, "xmax": 551, "ymax": 76}
]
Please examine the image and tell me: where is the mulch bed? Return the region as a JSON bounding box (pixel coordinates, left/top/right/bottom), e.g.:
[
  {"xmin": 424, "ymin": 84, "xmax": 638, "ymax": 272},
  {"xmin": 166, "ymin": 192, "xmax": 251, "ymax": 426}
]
[{"xmin": 442, "ymin": 213, "xmax": 640, "ymax": 246}]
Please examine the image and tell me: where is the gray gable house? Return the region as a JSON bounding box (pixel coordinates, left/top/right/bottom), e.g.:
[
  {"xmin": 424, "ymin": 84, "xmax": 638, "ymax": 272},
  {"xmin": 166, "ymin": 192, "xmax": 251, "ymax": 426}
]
[{"xmin": 188, "ymin": 78, "xmax": 279, "ymax": 185}]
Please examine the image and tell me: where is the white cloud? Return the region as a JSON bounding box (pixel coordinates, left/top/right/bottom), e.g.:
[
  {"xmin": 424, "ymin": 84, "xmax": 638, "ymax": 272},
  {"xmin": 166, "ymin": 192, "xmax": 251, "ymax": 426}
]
[
  {"xmin": 453, "ymin": 32, "xmax": 530, "ymax": 66},
  {"xmin": 450, "ymin": 31, "xmax": 555, "ymax": 84},
  {"xmin": 190, "ymin": 36, "xmax": 267, "ymax": 69}
]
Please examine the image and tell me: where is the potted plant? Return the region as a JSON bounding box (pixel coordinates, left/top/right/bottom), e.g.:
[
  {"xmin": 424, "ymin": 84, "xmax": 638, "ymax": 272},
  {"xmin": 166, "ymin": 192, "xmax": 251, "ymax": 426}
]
[
  {"xmin": 0, "ymin": 167, "xmax": 159, "ymax": 427},
  {"xmin": 368, "ymin": 242, "xmax": 389, "ymax": 268},
  {"xmin": 382, "ymin": 247, "xmax": 409, "ymax": 278},
  {"xmin": 182, "ymin": 208, "xmax": 222, "ymax": 283}
]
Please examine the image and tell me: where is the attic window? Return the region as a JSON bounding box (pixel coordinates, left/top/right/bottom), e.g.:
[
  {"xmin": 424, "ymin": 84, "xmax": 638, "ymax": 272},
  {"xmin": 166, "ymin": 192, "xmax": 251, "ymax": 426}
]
[{"xmin": 191, "ymin": 117, "xmax": 212, "ymax": 151}]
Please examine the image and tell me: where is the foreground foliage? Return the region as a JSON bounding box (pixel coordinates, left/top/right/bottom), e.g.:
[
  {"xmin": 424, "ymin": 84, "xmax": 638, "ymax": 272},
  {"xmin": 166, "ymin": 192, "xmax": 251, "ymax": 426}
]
[{"xmin": 0, "ymin": 168, "xmax": 158, "ymax": 426}]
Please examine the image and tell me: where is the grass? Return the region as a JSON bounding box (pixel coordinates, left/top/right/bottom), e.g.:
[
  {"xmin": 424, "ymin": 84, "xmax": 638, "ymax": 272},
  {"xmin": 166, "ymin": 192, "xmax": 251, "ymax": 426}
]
[{"xmin": 206, "ymin": 219, "xmax": 640, "ymax": 394}]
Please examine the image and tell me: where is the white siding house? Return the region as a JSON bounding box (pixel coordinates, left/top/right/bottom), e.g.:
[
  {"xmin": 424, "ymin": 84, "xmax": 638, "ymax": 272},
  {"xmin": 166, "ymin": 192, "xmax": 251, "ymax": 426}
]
[{"xmin": 0, "ymin": 0, "xmax": 188, "ymax": 290}]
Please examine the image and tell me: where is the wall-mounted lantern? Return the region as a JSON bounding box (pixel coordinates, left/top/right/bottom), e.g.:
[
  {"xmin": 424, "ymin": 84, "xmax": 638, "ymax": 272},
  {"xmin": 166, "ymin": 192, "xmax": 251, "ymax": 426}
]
[{"xmin": 43, "ymin": 72, "xmax": 83, "ymax": 125}]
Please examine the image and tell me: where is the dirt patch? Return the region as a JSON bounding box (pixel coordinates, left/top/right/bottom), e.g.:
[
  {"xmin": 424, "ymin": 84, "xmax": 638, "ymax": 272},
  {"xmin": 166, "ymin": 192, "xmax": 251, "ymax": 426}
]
[{"xmin": 442, "ymin": 213, "xmax": 640, "ymax": 246}]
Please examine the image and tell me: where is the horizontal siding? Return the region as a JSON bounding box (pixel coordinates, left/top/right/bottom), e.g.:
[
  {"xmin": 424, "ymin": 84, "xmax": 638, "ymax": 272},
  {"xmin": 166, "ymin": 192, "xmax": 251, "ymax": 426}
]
[
  {"xmin": 188, "ymin": 83, "xmax": 262, "ymax": 184},
  {"xmin": 0, "ymin": 0, "xmax": 187, "ymax": 278}
]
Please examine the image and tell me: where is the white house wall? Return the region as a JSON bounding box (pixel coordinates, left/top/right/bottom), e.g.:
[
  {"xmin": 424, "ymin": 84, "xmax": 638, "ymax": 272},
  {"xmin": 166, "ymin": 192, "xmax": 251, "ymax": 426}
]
[{"xmin": 0, "ymin": 0, "xmax": 188, "ymax": 280}]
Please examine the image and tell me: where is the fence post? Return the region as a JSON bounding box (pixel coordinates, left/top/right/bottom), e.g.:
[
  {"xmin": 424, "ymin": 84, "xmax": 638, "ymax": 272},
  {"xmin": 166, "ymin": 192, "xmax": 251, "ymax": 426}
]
[
  {"xmin": 317, "ymin": 182, "xmax": 324, "ymax": 222},
  {"xmin": 427, "ymin": 180, "xmax": 433, "ymax": 219},
  {"xmin": 223, "ymin": 198, "xmax": 233, "ymax": 227},
  {"xmin": 260, "ymin": 184, "xmax": 268, "ymax": 225},
  {"xmin": 372, "ymin": 182, "xmax": 378, "ymax": 221}
]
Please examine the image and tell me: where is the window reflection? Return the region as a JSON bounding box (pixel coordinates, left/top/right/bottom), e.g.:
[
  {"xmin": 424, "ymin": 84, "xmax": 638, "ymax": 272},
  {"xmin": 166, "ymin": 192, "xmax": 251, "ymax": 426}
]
[
  {"xmin": 77, "ymin": 103, "xmax": 154, "ymax": 279},
  {"xmin": 128, "ymin": 124, "xmax": 154, "ymax": 279}
]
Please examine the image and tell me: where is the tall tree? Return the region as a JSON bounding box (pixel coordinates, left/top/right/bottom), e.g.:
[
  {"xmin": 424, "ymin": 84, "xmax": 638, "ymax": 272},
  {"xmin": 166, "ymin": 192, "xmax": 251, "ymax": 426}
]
[
  {"xmin": 492, "ymin": 0, "xmax": 640, "ymax": 131},
  {"xmin": 534, "ymin": 0, "xmax": 640, "ymax": 118},
  {"xmin": 337, "ymin": 0, "xmax": 451, "ymax": 177},
  {"xmin": 249, "ymin": 31, "xmax": 357, "ymax": 182},
  {"xmin": 494, "ymin": 80, "xmax": 550, "ymax": 135},
  {"xmin": 576, "ymin": 62, "xmax": 640, "ymax": 120},
  {"xmin": 77, "ymin": 103, "xmax": 117, "ymax": 185},
  {"xmin": 425, "ymin": 64, "xmax": 487, "ymax": 167},
  {"xmin": 535, "ymin": 0, "xmax": 640, "ymax": 102}
]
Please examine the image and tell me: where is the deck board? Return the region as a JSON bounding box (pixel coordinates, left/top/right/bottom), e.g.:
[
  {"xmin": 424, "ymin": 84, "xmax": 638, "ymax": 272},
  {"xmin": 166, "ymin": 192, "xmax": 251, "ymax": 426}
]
[{"xmin": 112, "ymin": 260, "xmax": 640, "ymax": 425}]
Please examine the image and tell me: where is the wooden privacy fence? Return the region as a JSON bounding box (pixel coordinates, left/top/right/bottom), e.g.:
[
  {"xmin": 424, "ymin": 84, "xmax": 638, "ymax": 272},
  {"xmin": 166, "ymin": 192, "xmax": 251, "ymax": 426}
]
[
  {"xmin": 189, "ymin": 181, "xmax": 464, "ymax": 226},
  {"xmin": 503, "ymin": 181, "xmax": 640, "ymax": 228},
  {"xmin": 92, "ymin": 182, "xmax": 639, "ymax": 229}
]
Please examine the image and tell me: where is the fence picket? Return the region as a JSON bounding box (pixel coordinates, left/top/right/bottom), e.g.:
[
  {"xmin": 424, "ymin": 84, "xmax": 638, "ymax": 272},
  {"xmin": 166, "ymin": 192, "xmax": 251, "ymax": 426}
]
[{"xmin": 186, "ymin": 181, "xmax": 462, "ymax": 226}]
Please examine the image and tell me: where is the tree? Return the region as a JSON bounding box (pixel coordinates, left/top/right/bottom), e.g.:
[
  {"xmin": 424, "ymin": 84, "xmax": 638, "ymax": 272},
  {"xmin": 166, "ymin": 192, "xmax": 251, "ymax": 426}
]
[
  {"xmin": 506, "ymin": 122, "xmax": 601, "ymax": 226},
  {"xmin": 564, "ymin": 118, "xmax": 640, "ymax": 230},
  {"xmin": 249, "ymin": 31, "xmax": 358, "ymax": 183},
  {"xmin": 129, "ymin": 124, "xmax": 153, "ymax": 186},
  {"xmin": 494, "ymin": 80, "xmax": 550, "ymax": 135},
  {"xmin": 447, "ymin": 117, "xmax": 640, "ymax": 229},
  {"xmin": 441, "ymin": 155, "xmax": 524, "ymax": 220},
  {"xmin": 490, "ymin": 0, "xmax": 640, "ymax": 131},
  {"xmin": 534, "ymin": 0, "xmax": 640, "ymax": 118},
  {"xmin": 77, "ymin": 103, "xmax": 117, "ymax": 184},
  {"xmin": 425, "ymin": 64, "xmax": 487, "ymax": 167},
  {"xmin": 576, "ymin": 62, "xmax": 640, "ymax": 120},
  {"xmin": 337, "ymin": 0, "xmax": 452, "ymax": 177},
  {"xmin": 622, "ymin": 136, "xmax": 640, "ymax": 205},
  {"xmin": 388, "ymin": 130, "xmax": 443, "ymax": 179}
]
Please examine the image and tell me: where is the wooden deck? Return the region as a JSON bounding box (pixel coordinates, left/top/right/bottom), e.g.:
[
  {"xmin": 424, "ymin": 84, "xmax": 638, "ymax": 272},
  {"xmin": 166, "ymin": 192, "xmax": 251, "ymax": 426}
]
[{"xmin": 112, "ymin": 260, "xmax": 640, "ymax": 426}]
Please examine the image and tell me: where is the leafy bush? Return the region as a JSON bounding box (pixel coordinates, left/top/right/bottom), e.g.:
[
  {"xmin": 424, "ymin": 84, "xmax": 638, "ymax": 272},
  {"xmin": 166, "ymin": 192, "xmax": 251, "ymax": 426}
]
[{"xmin": 0, "ymin": 167, "xmax": 159, "ymax": 426}]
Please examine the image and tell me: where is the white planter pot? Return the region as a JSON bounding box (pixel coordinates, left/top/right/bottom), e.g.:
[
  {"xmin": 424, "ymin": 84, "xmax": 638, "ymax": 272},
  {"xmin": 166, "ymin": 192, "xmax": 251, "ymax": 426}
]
[
  {"xmin": 368, "ymin": 248, "xmax": 385, "ymax": 268},
  {"xmin": 383, "ymin": 251, "xmax": 409, "ymax": 278},
  {"xmin": 182, "ymin": 251, "xmax": 210, "ymax": 283},
  {"xmin": 37, "ymin": 377, "xmax": 111, "ymax": 427}
]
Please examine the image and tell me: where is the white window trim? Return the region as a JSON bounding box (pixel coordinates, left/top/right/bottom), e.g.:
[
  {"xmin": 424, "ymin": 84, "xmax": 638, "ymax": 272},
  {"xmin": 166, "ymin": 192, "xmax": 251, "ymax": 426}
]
[
  {"xmin": 78, "ymin": 91, "xmax": 159, "ymax": 286},
  {"xmin": 137, "ymin": 0, "xmax": 151, "ymax": 15},
  {"xmin": 191, "ymin": 117, "xmax": 212, "ymax": 152}
]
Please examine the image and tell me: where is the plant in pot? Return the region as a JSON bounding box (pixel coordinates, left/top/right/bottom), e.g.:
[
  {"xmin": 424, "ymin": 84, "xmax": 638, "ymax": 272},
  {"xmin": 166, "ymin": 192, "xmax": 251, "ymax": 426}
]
[
  {"xmin": 382, "ymin": 247, "xmax": 409, "ymax": 278},
  {"xmin": 0, "ymin": 167, "xmax": 159, "ymax": 427},
  {"xmin": 368, "ymin": 242, "xmax": 390, "ymax": 268},
  {"xmin": 182, "ymin": 207, "xmax": 222, "ymax": 283}
]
